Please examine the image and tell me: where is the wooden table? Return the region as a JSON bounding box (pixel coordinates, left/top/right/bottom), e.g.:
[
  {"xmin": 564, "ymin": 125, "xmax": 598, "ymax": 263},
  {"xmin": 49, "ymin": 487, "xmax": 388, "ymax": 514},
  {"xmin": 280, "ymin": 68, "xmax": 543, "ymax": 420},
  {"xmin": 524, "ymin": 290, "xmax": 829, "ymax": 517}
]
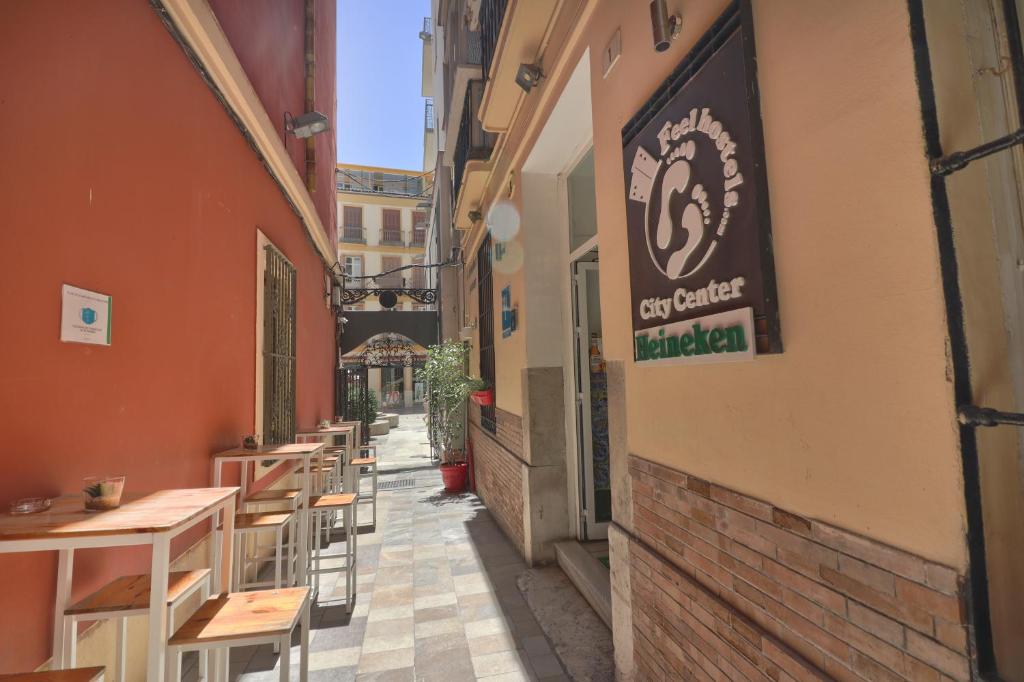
[
  {"xmin": 0, "ymin": 488, "xmax": 239, "ymax": 682},
  {"xmin": 211, "ymin": 443, "xmax": 324, "ymax": 589},
  {"xmin": 296, "ymin": 426, "xmax": 356, "ymax": 494}
]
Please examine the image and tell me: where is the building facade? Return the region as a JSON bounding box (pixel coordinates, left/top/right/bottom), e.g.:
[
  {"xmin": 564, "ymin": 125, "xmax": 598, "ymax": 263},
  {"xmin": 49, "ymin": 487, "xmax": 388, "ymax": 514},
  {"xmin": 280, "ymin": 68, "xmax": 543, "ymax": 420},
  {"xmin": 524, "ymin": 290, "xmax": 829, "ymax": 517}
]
[
  {"xmin": 428, "ymin": 0, "xmax": 1024, "ymax": 680},
  {"xmin": 0, "ymin": 0, "xmax": 338, "ymax": 674},
  {"xmin": 337, "ymin": 164, "xmax": 434, "ymax": 408}
]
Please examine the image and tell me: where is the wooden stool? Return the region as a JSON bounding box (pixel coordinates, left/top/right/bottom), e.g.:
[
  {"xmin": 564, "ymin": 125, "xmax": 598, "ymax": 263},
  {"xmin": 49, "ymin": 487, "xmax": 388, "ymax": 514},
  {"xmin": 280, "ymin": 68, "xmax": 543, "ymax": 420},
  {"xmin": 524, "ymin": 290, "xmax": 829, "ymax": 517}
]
[
  {"xmin": 350, "ymin": 448, "xmax": 378, "ymax": 527},
  {"xmin": 167, "ymin": 587, "xmax": 311, "ymax": 682},
  {"xmin": 231, "ymin": 513, "xmax": 294, "ymax": 593},
  {"xmin": 244, "ymin": 489, "xmax": 302, "ymax": 587},
  {"xmin": 308, "ymin": 493, "xmax": 357, "ymax": 611},
  {"xmin": 0, "ymin": 668, "xmax": 105, "ymax": 682},
  {"xmin": 63, "ymin": 571, "xmax": 210, "ymax": 682}
]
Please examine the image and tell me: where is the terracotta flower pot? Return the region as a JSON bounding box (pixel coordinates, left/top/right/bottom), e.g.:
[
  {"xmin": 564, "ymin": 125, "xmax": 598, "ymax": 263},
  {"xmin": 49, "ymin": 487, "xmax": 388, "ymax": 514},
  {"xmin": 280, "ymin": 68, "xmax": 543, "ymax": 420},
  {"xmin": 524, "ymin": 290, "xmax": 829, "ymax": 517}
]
[
  {"xmin": 440, "ymin": 462, "xmax": 468, "ymax": 493},
  {"xmin": 470, "ymin": 389, "xmax": 494, "ymax": 406}
]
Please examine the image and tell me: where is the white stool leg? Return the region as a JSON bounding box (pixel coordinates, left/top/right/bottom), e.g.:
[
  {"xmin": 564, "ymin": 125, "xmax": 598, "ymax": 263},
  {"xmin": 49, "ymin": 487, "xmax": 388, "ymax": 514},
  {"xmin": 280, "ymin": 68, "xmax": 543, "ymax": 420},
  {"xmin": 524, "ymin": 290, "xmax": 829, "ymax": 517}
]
[
  {"xmin": 163, "ymin": 608, "xmax": 174, "ymax": 682},
  {"xmin": 167, "ymin": 646, "xmax": 182, "ymax": 682},
  {"xmin": 199, "ymin": 581, "xmax": 210, "ymax": 682},
  {"xmin": 279, "ymin": 634, "xmax": 290, "ymax": 682},
  {"xmin": 372, "ymin": 463, "xmax": 377, "ymax": 527},
  {"xmin": 287, "ymin": 513, "xmax": 296, "ymax": 588},
  {"xmin": 64, "ymin": 616, "xmax": 77, "ymax": 671},
  {"xmin": 344, "ymin": 506, "xmax": 353, "ymax": 614},
  {"xmin": 64, "ymin": 616, "xmax": 76, "ymax": 668},
  {"xmin": 300, "ymin": 600, "xmax": 310, "ymax": 682}
]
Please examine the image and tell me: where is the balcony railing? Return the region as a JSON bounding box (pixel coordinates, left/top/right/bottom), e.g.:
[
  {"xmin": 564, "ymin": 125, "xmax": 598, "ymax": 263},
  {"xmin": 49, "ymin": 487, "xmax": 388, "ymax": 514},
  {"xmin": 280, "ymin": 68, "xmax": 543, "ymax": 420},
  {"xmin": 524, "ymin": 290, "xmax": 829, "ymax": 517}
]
[
  {"xmin": 381, "ymin": 230, "xmax": 403, "ymax": 245},
  {"xmin": 479, "ymin": 0, "xmax": 508, "ymax": 84},
  {"xmin": 453, "ymin": 80, "xmax": 496, "ymax": 202},
  {"xmin": 341, "ymin": 227, "xmax": 365, "ymax": 243},
  {"xmin": 412, "ymin": 227, "xmax": 427, "ymax": 246}
]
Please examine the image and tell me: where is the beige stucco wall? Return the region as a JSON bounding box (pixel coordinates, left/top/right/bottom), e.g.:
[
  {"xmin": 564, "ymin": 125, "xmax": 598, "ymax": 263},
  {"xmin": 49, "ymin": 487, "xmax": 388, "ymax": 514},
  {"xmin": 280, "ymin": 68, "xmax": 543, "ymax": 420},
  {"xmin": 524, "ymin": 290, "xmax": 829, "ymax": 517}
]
[
  {"xmin": 580, "ymin": 0, "xmax": 966, "ymax": 569},
  {"xmin": 459, "ymin": 0, "xmax": 967, "ymax": 568}
]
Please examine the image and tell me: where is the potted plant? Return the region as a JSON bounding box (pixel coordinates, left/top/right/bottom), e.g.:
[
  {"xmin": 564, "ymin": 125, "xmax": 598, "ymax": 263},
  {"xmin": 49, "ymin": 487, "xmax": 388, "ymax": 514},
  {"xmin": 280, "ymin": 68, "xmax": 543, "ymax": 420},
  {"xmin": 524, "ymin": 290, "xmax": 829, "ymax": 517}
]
[
  {"xmin": 468, "ymin": 378, "xmax": 493, "ymax": 406},
  {"xmin": 417, "ymin": 340, "xmax": 478, "ymax": 492}
]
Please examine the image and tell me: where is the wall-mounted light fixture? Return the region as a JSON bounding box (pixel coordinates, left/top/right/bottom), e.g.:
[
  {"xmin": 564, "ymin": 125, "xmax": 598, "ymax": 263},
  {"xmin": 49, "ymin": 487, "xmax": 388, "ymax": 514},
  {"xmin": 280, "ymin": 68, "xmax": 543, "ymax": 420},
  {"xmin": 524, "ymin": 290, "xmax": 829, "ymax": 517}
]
[
  {"xmin": 284, "ymin": 111, "xmax": 331, "ymax": 138},
  {"xmin": 650, "ymin": 0, "xmax": 681, "ymax": 52},
  {"xmin": 515, "ymin": 63, "xmax": 544, "ymax": 93},
  {"xmin": 331, "ymin": 281, "xmax": 342, "ymax": 309}
]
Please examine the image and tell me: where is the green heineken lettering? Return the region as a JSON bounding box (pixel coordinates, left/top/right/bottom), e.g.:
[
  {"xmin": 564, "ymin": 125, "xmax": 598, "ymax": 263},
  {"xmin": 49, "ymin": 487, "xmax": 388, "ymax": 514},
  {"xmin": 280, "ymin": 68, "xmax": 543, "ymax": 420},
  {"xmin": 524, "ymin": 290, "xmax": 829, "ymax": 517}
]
[
  {"xmin": 635, "ymin": 320, "xmax": 749, "ymax": 362},
  {"xmin": 635, "ymin": 335, "xmax": 648, "ymax": 360},
  {"xmin": 725, "ymin": 324, "xmax": 747, "ymax": 352},
  {"xmin": 692, "ymin": 324, "xmax": 711, "ymax": 354},
  {"xmin": 680, "ymin": 333, "xmax": 694, "ymax": 356}
]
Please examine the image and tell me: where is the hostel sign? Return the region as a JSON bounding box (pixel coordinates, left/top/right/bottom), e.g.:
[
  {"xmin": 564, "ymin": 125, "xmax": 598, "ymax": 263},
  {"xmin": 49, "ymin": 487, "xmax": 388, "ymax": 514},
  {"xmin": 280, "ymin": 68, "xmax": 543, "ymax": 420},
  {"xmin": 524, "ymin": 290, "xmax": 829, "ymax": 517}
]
[{"xmin": 622, "ymin": 7, "xmax": 781, "ymax": 366}]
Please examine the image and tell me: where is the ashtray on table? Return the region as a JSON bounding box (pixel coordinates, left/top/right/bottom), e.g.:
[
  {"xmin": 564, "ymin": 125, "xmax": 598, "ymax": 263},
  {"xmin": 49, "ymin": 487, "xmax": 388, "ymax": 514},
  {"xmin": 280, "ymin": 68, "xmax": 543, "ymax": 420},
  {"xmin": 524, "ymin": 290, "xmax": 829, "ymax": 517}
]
[{"xmin": 9, "ymin": 497, "xmax": 52, "ymax": 515}]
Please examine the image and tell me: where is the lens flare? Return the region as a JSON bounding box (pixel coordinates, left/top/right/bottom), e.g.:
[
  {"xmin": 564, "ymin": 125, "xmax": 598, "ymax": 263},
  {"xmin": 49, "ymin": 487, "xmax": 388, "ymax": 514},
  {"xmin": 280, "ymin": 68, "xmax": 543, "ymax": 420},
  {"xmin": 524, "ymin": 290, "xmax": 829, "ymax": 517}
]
[
  {"xmin": 487, "ymin": 200, "xmax": 520, "ymax": 241},
  {"xmin": 492, "ymin": 240, "xmax": 524, "ymax": 275}
]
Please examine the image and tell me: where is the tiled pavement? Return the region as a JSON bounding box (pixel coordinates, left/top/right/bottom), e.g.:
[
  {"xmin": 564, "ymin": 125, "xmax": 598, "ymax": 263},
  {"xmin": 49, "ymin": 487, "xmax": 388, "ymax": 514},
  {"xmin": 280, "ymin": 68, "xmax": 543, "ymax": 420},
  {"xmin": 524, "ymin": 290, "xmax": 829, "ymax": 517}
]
[{"xmin": 214, "ymin": 412, "xmax": 571, "ymax": 682}]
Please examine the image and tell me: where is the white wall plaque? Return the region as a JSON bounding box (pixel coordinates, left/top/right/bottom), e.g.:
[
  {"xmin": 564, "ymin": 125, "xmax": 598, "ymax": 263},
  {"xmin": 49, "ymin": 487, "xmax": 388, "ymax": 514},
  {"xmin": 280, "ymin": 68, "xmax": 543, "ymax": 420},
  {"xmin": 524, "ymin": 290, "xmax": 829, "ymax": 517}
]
[{"xmin": 60, "ymin": 284, "xmax": 111, "ymax": 346}]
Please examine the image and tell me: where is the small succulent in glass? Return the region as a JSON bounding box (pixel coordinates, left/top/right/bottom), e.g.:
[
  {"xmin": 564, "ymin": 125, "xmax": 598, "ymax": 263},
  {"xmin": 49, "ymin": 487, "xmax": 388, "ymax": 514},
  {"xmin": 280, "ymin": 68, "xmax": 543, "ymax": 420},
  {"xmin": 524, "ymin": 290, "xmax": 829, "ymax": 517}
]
[{"xmin": 82, "ymin": 475, "xmax": 125, "ymax": 511}]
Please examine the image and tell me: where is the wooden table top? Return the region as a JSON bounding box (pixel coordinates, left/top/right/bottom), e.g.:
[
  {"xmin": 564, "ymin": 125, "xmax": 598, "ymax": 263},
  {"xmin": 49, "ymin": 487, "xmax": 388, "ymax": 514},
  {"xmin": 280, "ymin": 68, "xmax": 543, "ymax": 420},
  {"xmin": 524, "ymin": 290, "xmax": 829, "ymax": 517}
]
[
  {"xmin": 212, "ymin": 442, "xmax": 324, "ymax": 459},
  {"xmin": 0, "ymin": 488, "xmax": 239, "ymax": 542},
  {"xmin": 295, "ymin": 425, "xmax": 354, "ymax": 435},
  {"xmin": 0, "ymin": 668, "xmax": 105, "ymax": 682}
]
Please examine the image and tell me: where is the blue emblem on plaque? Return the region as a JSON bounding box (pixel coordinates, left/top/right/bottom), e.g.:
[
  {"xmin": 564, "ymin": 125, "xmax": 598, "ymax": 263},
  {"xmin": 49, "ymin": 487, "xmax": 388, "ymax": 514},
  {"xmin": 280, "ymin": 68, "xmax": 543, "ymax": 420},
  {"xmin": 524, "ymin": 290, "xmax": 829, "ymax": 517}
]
[{"xmin": 80, "ymin": 307, "xmax": 97, "ymax": 325}]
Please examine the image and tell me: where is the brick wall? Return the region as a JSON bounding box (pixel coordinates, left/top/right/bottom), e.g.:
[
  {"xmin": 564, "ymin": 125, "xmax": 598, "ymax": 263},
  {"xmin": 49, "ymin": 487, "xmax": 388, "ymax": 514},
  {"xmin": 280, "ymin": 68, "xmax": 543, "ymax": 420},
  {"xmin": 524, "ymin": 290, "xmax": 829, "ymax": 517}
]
[
  {"xmin": 628, "ymin": 455, "xmax": 969, "ymax": 681},
  {"xmin": 469, "ymin": 404, "xmax": 526, "ymax": 556}
]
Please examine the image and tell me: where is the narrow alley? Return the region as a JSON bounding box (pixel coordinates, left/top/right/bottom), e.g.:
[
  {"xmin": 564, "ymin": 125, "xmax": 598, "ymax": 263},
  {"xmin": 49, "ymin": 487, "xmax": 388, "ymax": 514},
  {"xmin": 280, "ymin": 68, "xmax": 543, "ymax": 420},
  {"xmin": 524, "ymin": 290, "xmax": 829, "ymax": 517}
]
[{"xmin": 218, "ymin": 413, "xmax": 595, "ymax": 682}]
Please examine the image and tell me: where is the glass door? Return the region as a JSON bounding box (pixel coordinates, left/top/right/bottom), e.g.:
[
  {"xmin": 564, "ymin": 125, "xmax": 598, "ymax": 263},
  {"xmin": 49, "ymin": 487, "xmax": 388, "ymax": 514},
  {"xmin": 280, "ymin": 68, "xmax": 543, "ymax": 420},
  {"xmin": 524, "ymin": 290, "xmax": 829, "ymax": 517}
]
[{"xmin": 572, "ymin": 258, "xmax": 610, "ymax": 539}]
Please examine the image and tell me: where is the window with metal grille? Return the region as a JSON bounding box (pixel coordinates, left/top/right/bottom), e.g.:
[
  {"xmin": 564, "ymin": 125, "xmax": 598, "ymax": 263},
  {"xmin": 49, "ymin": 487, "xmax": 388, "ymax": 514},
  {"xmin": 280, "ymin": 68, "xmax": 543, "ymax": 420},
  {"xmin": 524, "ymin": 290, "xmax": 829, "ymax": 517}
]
[
  {"xmin": 263, "ymin": 245, "xmax": 296, "ymax": 445},
  {"xmin": 342, "ymin": 206, "xmax": 363, "ymax": 242},
  {"xmin": 382, "ymin": 209, "xmax": 403, "ymax": 244},
  {"xmin": 477, "ymin": 234, "xmax": 496, "ymax": 433}
]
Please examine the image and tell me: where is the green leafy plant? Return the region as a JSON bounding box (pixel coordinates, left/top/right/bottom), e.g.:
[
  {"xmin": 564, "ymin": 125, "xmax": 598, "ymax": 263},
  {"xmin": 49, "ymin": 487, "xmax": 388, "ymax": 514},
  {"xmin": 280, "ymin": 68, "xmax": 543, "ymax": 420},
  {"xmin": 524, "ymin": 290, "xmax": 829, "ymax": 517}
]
[
  {"xmin": 346, "ymin": 386, "xmax": 379, "ymax": 426},
  {"xmin": 466, "ymin": 377, "xmax": 489, "ymax": 393},
  {"xmin": 417, "ymin": 340, "xmax": 477, "ymax": 464}
]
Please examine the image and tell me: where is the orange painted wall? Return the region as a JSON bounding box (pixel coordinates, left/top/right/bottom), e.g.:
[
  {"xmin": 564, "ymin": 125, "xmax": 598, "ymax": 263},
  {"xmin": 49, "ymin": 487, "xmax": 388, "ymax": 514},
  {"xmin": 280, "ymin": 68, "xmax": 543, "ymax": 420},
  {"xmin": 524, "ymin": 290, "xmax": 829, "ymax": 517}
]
[
  {"xmin": 0, "ymin": 0, "xmax": 336, "ymax": 671},
  {"xmin": 210, "ymin": 0, "xmax": 339, "ymax": 240}
]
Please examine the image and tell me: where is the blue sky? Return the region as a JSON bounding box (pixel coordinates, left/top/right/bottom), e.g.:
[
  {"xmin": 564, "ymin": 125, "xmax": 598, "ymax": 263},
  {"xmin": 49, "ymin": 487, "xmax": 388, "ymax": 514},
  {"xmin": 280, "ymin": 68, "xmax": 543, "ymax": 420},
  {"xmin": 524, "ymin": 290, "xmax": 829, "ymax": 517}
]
[{"xmin": 337, "ymin": 0, "xmax": 431, "ymax": 170}]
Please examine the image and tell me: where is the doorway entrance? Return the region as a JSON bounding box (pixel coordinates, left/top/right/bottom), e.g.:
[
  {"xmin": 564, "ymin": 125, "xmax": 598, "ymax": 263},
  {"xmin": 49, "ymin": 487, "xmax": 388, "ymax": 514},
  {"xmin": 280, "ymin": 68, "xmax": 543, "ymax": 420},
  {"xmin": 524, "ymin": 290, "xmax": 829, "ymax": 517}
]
[{"xmin": 564, "ymin": 148, "xmax": 609, "ymax": 540}]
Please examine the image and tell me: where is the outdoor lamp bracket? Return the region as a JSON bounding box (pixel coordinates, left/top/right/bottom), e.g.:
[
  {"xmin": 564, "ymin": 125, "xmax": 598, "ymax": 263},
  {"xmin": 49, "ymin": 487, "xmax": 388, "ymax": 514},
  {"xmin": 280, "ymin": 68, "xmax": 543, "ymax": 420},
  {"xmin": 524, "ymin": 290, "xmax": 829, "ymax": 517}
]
[
  {"xmin": 285, "ymin": 111, "xmax": 331, "ymax": 139},
  {"xmin": 650, "ymin": 0, "xmax": 681, "ymax": 52},
  {"xmin": 515, "ymin": 63, "xmax": 544, "ymax": 93}
]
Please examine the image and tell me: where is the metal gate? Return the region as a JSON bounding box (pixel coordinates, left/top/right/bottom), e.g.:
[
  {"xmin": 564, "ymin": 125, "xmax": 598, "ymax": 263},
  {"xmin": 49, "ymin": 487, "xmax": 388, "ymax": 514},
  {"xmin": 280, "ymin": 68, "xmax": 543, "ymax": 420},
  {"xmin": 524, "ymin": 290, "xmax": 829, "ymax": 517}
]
[{"xmin": 337, "ymin": 366, "xmax": 370, "ymax": 445}]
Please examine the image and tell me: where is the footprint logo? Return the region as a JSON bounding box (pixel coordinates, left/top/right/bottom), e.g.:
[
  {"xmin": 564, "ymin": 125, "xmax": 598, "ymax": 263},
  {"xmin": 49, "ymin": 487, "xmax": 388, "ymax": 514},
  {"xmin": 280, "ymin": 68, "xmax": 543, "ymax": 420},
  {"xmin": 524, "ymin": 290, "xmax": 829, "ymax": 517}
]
[{"xmin": 650, "ymin": 143, "xmax": 712, "ymax": 279}]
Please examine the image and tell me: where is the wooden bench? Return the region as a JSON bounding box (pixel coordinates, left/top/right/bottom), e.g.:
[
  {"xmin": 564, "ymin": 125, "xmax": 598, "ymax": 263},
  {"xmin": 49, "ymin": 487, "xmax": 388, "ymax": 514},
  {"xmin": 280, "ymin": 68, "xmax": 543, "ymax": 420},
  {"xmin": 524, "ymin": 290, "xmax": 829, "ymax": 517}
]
[{"xmin": 167, "ymin": 587, "xmax": 310, "ymax": 682}]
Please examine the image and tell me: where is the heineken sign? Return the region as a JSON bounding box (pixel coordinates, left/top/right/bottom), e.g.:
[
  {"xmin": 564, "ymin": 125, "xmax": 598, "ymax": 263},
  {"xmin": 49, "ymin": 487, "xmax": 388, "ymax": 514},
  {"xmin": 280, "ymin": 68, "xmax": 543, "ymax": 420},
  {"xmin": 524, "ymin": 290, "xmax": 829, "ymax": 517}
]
[{"xmin": 622, "ymin": 3, "xmax": 781, "ymax": 366}]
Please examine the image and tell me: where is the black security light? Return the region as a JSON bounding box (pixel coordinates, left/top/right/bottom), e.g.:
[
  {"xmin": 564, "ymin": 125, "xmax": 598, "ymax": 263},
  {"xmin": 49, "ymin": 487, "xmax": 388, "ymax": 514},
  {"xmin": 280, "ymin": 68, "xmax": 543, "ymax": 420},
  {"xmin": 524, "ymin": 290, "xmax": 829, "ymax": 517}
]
[
  {"xmin": 514, "ymin": 63, "xmax": 544, "ymax": 93},
  {"xmin": 650, "ymin": 0, "xmax": 681, "ymax": 52},
  {"xmin": 284, "ymin": 111, "xmax": 331, "ymax": 139}
]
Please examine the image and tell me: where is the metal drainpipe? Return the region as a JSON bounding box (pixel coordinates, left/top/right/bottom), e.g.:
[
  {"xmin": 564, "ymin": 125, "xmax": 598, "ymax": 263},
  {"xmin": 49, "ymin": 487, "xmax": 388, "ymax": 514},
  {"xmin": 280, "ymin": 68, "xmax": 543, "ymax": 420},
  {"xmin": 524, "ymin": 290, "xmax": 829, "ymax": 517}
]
[{"xmin": 304, "ymin": 0, "xmax": 316, "ymax": 193}]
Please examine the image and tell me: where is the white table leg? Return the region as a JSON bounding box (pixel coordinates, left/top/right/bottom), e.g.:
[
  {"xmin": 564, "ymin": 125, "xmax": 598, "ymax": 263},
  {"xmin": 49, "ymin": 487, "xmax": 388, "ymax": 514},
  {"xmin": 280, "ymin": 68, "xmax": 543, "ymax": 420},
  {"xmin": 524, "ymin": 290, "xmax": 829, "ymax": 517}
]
[
  {"xmin": 211, "ymin": 460, "xmax": 223, "ymax": 597},
  {"xmin": 279, "ymin": 634, "xmax": 290, "ymax": 682},
  {"xmin": 117, "ymin": 617, "xmax": 127, "ymax": 682},
  {"xmin": 52, "ymin": 548, "xmax": 74, "ymax": 669},
  {"xmin": 146, "ymin": 535, "xmax": 171, "ymax": 682},
  {"xmin": 297, "ymin": 454, "xmax": 310, "ymax": 586}
]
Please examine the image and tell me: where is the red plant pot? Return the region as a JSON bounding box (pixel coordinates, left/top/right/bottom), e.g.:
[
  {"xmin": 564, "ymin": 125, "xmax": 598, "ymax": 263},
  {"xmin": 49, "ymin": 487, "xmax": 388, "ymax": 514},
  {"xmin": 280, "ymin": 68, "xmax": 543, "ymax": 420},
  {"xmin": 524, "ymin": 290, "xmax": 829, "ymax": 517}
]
[
  {"xmin": 440, "ymin": 462, "xmax": 468, "ymax": 493},
  {"xmin": 470, "ymin": 389, "xmax": 494, "ymax": 406}
]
